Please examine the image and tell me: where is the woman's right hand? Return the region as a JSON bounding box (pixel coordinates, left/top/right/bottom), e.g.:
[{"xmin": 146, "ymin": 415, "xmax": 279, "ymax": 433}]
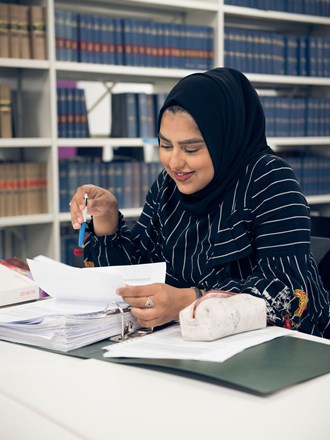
[{"xmin": 70, "ymin": 184, "xmax": 119, "ymax": 236}]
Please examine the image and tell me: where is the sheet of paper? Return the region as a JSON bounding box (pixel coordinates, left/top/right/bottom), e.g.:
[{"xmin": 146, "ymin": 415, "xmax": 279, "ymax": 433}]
[
  {"xmin": 103, "ymin": 324, "xmax": 291, "ymax": 363},
  {"xmin": 27, "ymin": 259, "xmax": 166, "ymax": 303}
]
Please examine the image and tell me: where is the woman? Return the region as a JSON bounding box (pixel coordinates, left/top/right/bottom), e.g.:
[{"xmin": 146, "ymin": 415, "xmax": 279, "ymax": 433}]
[{"xmin": 70, "ymin": 67, "xmax": 330, "ymax": 338}]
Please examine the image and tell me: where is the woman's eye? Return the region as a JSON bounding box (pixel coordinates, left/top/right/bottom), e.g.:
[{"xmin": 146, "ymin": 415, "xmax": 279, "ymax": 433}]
[
  {"xmin": 185, "ymin": 148, "xmax": 198, "ymax": 154},
  {"xmin": 159, "ymin": 144, "xmax": 172, "ymax": 149}
]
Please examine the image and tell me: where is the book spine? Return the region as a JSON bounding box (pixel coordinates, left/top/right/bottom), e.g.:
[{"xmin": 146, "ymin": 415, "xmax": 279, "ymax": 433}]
[
  {"xmin": 0, "ymin": 3, "xmax": 10, "ymax": 58},
  {"xmin": 30, "ymin": 5, "xmax": 47, "ymax": 60},
  {"xmin": 0, "ymin": 84, "xmax": 13, "ymax": 138},
  {"xmin": 8, "ymin": 4, "xmax": 20, "ymax": 58},
  {"xmin": 19, "ymin": 5, "xmax": 30, "ymax": 59}
]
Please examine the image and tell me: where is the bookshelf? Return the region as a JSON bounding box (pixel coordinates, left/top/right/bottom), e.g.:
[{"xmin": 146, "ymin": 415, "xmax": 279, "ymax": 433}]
[{"xmin": 1, "ymin": 0, "xmax": 330, "ymax": 262}]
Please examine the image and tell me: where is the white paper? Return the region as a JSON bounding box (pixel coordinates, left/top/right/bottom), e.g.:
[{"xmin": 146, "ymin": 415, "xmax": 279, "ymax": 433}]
[
  {"xmin": 0, "ymin": 259, "xmax": 166, "ymax": 352},
  {"xmin": 27, "ymin": 258, "xmax": 166, "ymax": 303},
  {"xmin": 103, "ymin": 324, "xmax": 291, "ymax": 363},
  {"xmin": 0, "ymin": 298, "xmax": 117, "ymax": 323}
]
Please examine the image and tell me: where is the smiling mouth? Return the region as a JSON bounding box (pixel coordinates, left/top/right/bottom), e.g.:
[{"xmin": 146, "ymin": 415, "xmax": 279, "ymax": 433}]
[{"xmin": 173, "ymin": 171, "xmax": 194, "ymax": 182}]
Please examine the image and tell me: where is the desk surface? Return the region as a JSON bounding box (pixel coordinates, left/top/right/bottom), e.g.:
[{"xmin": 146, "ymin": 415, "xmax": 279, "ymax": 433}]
[{"xmin": 1, "ymin": 333, "xmax": 329, "ymax": 440}]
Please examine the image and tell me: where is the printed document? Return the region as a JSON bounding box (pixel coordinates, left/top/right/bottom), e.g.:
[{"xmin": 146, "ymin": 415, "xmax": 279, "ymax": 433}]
[
  {"xmin": 0, "ymin": 259, "xmax": 166, "ymax": 351},
  {"xmin": 103, "ymin": 323, "xmax": 290, "ymax": 363}
]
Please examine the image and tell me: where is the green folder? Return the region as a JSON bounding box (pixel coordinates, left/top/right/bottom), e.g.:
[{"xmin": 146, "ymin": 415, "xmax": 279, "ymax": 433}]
[{"xmin": 64, "ymin": 335, "xmax": 330, "ymax": 396}]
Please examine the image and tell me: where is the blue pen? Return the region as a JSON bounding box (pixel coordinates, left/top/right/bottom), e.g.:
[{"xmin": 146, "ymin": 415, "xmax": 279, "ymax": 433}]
[{"xmin": 78, "ymin": 193, "xmax": 88, "ymax": 248}]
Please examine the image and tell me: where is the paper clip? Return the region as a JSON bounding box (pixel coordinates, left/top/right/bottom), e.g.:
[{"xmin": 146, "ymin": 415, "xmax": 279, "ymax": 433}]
[{"xmin": 104, "ymin": 301, "xmax": 153, "ymax": 343}]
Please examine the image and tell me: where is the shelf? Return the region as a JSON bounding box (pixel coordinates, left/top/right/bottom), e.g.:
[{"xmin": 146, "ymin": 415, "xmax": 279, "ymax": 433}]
[
  {"xmin": 56, "ymin": 62, "xmax": 201, "ymax": 83},
  {"xmin": 56, "ymin": 64, "xmax": 330, "ymax": 87},
  {"xmin": 0, "ymin": 214, "xmax": 54, "ymax": 228},
  {"xmin": 268, "ymin": 137, "xmax": 330, "ymax": 147},
  {"xmin": 55, "ymin": 0, "xmax": 218, "ymax": 12},
  {"xmin": 246, "ymin": 74, "xmax": 330, "ymax": 87},
  {"xmin": 223, "ymin": 5, "xmax": 330, "ymax": 26},
  {"xmin": 0, "ymin": 58, "xmax": 50, "ymax": 70},
  {"xmin": 0, "ymin": 138, "xmax": 52, "ymax": 148},
  {"xmin": 307, "ymin": 195, "xmax": 330, "ymax": 205},
  {"xmin": 57, "ymin": 137, "xmax": 157, "ymax": 147}
]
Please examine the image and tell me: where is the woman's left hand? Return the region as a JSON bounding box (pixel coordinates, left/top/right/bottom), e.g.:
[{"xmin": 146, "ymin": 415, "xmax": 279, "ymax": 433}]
[{"xmin": 117, "ymin": 283, "xmax": 196, "ymax": 328}]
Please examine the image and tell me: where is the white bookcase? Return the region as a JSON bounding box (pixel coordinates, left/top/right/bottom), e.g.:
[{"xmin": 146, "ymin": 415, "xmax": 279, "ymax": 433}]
[{"xmin": 1, "ymin": 0, "xmax": 330, "ymax": 262}]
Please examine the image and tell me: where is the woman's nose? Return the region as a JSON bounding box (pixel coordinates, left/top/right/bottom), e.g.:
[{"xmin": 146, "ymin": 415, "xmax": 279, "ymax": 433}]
[{"xmin": 168, "ymin": 149, "xmax": 185, "ymax": 169}]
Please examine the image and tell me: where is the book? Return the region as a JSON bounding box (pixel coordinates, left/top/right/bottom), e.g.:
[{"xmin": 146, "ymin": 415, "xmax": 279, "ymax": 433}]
[
  {"xmin": 30, "ymin": 5, "xmax": 47, "ymax": 60},
  {"xmin": 8, "ymin": 4, "xmax": 20, "ymax": 59},
  {"xmin": 0, "ymin": 257, "xmax": 166, "ymax": 352},
  {"xmin": 0, "ymin": 3, "xmax": 10, "ymax": 58},
  {"xmin": 0, "ymin": 84, "xmax": 12, "ymax": 138},
  {"xmin": 0, "ymin": 263, "xmax": 39, "ymax": 307},
  {"xmin": 19, "ymin": 4, "xmax": 30, "ymax": 59}
]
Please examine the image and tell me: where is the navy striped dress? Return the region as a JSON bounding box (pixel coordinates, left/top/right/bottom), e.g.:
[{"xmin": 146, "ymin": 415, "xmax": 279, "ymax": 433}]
[{"xmin": 85, "ymin": 153, "xmax": 330, "ymax": 338}]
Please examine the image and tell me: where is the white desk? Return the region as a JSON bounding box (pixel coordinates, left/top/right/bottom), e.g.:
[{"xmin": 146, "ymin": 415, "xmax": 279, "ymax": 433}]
[{"xmin": 1, "ymin": 334, "xmax": 329, "ymax": 440}]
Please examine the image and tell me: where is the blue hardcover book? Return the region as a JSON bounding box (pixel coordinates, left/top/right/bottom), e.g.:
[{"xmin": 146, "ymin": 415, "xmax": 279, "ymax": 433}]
[
  {"xmin": 57, "ymin": 88, "xmax": 67, "ymax": 138},
  {"xmin": 91, "ymin": 15, "xmax": 101, "ymax": 64},
  {"xmin": 63, "ymin": 11, "xmax": 74, "ymax": 62},
  {"xmin": 260, "ymin": 96, "xmax": 275, "ymax": 137},
  {"xmin": 78, "ymin": 14, "xmax": 88, "ymax": 63},
  {"xmin": 98, "ymin": 16, "xmax": 107, "ymax": 64},
  {"xmin": 206, "ymin": 26, "xmax": 214, "ymax": 69},
  {"xmin": 55, "ymin": 9, "xmax": 65, "ymax": 61},
  {"xmin": 122, "ymin": 18, "xmax": 134, "ymax": 66},
  {"xmin": 86, "ymin": 14, "xmax": 95, "ymax": 64},
  {"xmin": 114, "ymin": 18, "xmax": 124, "ymax": 65},
  {"xmin": 153, "ymin": 92, "xmax": 167, "ymax": 134},
  {"xmin": 132, "ymin": 18, "xmax": 145, "ymax": 66},
  {"xmin": 72, "ymin": 89, "xmax": 80, "ymax": 137},
  {"xmin": 136, "ymin": 93, "xmax": 148, "ymax": 138},
  {"xmin": 78, "ymin": 88, "xmax": 89, "ymax": 138},
  {"xmin": 65, "ymin": 88, "xmax": 74, "ymax": 138},
  {"xmin": 297, "ymin": 36, "xmax": 307, "ymax": 76},
  {"xmin": 167, "ymin": 22, "xmax": 177, "ymax": 68},
  {"xmin": 136, "ymin": 94, "xmax": 155, "ymax": 138},
  {"xmin": 103, "ymin": 16, "xmax": 115, "ymax": 65},
  {"xmin": 126, "ymin": 93, "xmax": 138, "ymax": 137},
  {"xmin": 224, "ymin": 28, "xmax": 235, "ymax": 69},
  {"xmin": 113, "ymin": 162, "xmax": 124, "ymax": 209},
  {"xmin": 58, "ymin": 159, "xmax": 69, "ymax": 212},
  {"xmin": 285, "ymin": 36, "xmax": 298, "ymax": 76}
]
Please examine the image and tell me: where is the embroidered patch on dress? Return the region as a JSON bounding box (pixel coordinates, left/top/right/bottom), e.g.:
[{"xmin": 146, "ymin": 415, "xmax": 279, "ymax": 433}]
[{"xmin": 293, "ymin": 289, "xmax": 308, "ymax": 318}]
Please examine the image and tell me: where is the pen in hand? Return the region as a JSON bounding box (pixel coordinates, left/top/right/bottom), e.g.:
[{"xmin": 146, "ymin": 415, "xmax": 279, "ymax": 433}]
[{"xmin": 78, "ymin": 193, "xmax": 88, "ymax": 248}]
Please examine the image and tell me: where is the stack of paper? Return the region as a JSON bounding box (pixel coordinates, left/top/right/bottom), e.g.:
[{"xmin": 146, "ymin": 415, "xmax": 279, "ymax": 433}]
[{"xmin": 0, "ymin": 258, "xmax": 166, "ymax": 352}]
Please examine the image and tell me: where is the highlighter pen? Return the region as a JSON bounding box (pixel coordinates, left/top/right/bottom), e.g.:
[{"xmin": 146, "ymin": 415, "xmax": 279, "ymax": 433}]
[{"xmin": 78, "ymin": 193, "xmax": 88, "ymax": 248}]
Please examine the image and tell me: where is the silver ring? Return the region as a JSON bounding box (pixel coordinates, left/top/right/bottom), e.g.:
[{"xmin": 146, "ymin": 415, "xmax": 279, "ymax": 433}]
[{"xmin": 144, "ymin": 297, "xmax": 154, "ymax": 308}]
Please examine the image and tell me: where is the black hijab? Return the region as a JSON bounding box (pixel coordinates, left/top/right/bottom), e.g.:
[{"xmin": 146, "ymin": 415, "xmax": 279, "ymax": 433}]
[{"xmin": 158, "ymin": 67, "xmax": 273, "ymax": 217}]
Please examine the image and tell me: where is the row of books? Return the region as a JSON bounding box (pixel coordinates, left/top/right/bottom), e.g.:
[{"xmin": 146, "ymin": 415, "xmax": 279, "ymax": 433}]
[
  {"xmin": 55, "ymin": 9, "xmax": 214, "ymax": 70},
  {"xmin": 0, "ymin": 3, "xmax": 47, "ymax": 60},
  {"xmin": 259, "ymin": 96, "xmax": 330, "ymax": 137},
  {"xmin": 225, "ymin": 28, "xmax": 330, "ymax": 76},
  {"xmin": 0, "ymin": 161, "xmax": 48, "ymax": 217},
  {"xmin": 111, "ymin": 92, "xmax": 167, "ymax": 139},
  {"xmin": 224, "ymin": 0, "xmax": 330, "ymax": 16},
  {"xmin": 283, "ymin": 154, "xmax": 330, "ymax": 196},
  {"xmin": 57, "ymin": 88, "xmax": 89, "ymax": 138},
  {"xmin": 0, "ymin": 84, "xmax": 12, "ymax": 138},
  {"xmin": 59, "ymin": 158, "xmax": 164, "ymax": 212}
]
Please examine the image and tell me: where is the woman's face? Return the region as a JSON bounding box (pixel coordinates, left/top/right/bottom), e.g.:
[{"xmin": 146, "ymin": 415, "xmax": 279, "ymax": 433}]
[{"xmin": 158, "ymin": 110, "xmax": 214, "ymax": 195}]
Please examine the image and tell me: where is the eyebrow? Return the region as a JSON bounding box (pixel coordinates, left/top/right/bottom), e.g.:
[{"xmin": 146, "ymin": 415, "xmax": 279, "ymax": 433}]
[{"xmin": 158, "ymin": 133, "xmax": 205, "ymax": 145}]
